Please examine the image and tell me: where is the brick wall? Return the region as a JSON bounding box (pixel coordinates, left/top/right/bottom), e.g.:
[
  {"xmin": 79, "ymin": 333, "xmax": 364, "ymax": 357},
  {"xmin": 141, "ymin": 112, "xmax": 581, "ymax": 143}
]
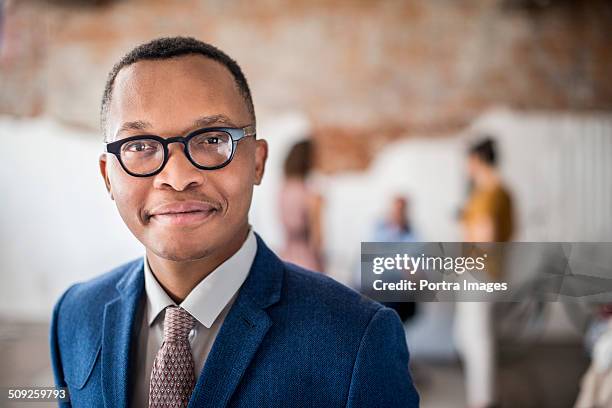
[{"xmin": 1, "ymin": 0, "xmax": 611, "ymax": 172}]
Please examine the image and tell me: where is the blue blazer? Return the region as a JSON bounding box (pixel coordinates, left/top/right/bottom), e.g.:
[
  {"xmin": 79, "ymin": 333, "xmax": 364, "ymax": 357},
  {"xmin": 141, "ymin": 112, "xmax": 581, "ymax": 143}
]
[{"xmin": 50, "ymin": 234, "xmax": 419, "ymax": 407}]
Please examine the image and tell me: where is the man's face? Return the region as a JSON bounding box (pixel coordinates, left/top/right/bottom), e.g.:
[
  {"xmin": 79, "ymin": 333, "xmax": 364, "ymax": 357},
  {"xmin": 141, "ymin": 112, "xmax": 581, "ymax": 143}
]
[
  {"xmin": 390, "ymin": 197, "xmax": 407, "ymax": 227},
  {"xmin": 99, "ymin": 55, "xmax": 267, "ymax": 262}
]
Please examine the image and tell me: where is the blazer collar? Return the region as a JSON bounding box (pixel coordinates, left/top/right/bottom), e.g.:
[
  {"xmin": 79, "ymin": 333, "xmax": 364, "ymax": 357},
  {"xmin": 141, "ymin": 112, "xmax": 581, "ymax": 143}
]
[
  {"xmin": 115, "ymin": 257, "xmax": 145, "ymax": 297},
  {"xmin": 188, "ymin": 233, "xmax": 285, "ymax": 408},
  {"xmin": 101, "ymin": 258, "xmax": 145, "ymax": 408},
  {"xmin": 234, "ymin": 232, "xmax": 283, "ymax": 309}
]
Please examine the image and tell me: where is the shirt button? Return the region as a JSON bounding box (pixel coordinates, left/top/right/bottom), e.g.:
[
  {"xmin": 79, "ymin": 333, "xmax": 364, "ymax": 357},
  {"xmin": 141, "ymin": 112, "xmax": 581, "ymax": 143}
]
[{"xmin": 188, "ymin": 327, "xmax": 196, "ymax": 342}]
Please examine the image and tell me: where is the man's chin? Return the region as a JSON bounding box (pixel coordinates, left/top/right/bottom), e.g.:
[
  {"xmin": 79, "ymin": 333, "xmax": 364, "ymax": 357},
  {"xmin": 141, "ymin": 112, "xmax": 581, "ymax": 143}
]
[{"xmin": 148, "ymin": 242, "xmax": 215, "ymax": 263}]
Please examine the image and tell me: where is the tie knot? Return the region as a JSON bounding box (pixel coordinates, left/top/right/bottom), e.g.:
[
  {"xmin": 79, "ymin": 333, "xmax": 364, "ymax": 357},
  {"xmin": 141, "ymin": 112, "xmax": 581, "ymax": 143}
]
[{"xmin": 163, "ymin": 306, "xmax": 195, "ymax": 342}]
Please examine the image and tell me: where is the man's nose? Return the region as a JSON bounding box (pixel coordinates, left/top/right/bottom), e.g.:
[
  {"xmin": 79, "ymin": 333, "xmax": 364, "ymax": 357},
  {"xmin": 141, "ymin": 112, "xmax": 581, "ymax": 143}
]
[{"xmin": 153, "ymin": 143, "xmax": 204, "ymax": 191}]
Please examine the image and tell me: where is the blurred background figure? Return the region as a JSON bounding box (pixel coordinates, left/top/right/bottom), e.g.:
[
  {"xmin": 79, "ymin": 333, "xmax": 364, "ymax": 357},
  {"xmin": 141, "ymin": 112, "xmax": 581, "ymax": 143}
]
[
  {"xmin": 365, "ymin": 194, "xmax": 418, "ymax": 323},
  {"xmin": 575, "ymin": 304, "xmax": 612, "ymax": 408},
  {"xmin": 454, "ymin": 137, "xmax": 514, "ymax": 408},
  {"xmin": 278, "ymin": 139, "xmax": 324, "ymax": 272},
  {"xmin": 373, "ymin": 195, "xmax": 417, "ymax": 243},
  {"xmin": 462, "ymin": 138, "xmax": 514, "ymax": 245}
]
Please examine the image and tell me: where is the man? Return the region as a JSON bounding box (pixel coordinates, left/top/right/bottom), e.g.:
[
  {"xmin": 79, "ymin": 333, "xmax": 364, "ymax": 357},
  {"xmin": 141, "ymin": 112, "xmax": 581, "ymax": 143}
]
[
  {"xmin": 370, "ymin": 195, "xmax": 418, "ymax": 323},
  {"xmin": 50, "ymin": 36, "xmax": 419, "ymax": 408},
  {"xmin": 372, "ymin": 195, "xmax": 416, "ymax": 243}
]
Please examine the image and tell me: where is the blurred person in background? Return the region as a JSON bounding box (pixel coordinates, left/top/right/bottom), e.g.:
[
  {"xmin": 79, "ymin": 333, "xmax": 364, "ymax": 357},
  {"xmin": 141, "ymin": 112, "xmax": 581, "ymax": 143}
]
[
  {"xmin": 278, "ymin": 139, "xmax": 324, "ymax": 272},
  {"xmin": 455, "ymin": 137, "xmax": 514, "ymax": 408},
  {"xmin": 372, "ymin": 195, "xmax": 417, "ymax": 243},
  {"xmin": 351, "ymin": 195, "xmax": 418, "ymax": 325},
  {"xmin": 575, "ymin": 304, "xmax": 612, "ymax": 408},
  {"xmin": 370, "ymin": 194, "xmax": 418, "ymax": 322},
  {"xmin": 461, "ymin": 137, "xmax": 513, "ymax": 244}
]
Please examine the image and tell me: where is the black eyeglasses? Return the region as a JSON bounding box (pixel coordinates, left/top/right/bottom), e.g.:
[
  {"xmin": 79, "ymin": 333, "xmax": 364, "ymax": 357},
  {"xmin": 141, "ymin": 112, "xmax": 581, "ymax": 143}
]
[{"xmin": 105, "ymin": 125, "xmax": 256, "ymax": 177}]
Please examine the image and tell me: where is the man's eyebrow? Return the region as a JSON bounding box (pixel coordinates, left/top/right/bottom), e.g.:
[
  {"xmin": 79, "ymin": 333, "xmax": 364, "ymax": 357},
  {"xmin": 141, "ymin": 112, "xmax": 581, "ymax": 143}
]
[
  {"xmin": 114, "ymin": 115, "xmax": 238, "ymax": 139},
  {"xmin": 117, "ymin": 120, "xmax": 152, "ymax": 135},
  {"xmin": 191, "ymin": 114, "xmax": 237, "ymax": 128}
]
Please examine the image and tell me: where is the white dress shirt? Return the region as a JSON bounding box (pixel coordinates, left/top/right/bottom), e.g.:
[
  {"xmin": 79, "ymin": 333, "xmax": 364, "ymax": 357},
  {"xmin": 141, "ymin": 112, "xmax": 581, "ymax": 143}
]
[{"xmin": 131, "ymin": 229, "xmax": 257, "ymax": 408}]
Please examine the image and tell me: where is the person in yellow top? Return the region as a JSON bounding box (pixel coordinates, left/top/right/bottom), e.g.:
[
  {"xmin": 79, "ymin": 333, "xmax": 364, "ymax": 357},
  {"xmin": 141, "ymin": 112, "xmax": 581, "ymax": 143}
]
[
  {"xmin": 462, "ymin": 138, "xmax": 514, "ymax": 244},
  {"xmin": 456, "ymin": 137, "xmax": 515, "ymax": 408}
]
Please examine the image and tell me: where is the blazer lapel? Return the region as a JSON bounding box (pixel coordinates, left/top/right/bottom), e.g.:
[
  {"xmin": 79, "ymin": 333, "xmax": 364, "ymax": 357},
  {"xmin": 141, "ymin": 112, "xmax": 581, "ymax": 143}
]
[
  {"xmin": 101, "ymin": 259, "xmax": 145, "ymax": 408},
  {"xmin": 188, "ymin": 234, "xmax": 284, "ymax": 408}
]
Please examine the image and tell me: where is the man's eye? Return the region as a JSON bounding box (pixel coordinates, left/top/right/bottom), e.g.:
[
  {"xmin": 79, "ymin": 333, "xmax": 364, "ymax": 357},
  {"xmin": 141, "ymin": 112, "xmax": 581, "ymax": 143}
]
[
  {"xmin": 193, "ymin": 136, "xmax": 221, "ymax": 147},
  {"xmin": 191, "ymin": 132, "xmax": 229, "ymax": 149},
  {"xmin": 126, "ymin": 142, "xmax": 156, "ymax": 152}
]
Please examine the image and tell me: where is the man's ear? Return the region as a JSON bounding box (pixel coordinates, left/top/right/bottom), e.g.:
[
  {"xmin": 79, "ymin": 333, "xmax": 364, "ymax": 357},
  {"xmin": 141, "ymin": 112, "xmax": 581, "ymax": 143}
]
[
  {"xmin": 99, "ymin": 153, "xmax": 114, "ymax": 200},
  {"xmin": 254, "ymin": 138, "xmax": 268, "ymax": 186}
]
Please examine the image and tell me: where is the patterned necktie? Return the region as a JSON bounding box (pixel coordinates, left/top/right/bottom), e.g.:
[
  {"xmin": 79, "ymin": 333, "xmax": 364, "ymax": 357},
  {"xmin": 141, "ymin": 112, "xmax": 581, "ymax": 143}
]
[{"xmin": 149, "ymin": 306, "xmax": 197, "ymax": 408}]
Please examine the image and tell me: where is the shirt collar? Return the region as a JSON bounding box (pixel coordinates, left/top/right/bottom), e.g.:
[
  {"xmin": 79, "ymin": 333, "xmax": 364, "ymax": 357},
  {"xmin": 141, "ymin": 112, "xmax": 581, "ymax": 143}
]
[{"xmin": 143, "ymin": 229, "xmax": 258, "ymax": 328}]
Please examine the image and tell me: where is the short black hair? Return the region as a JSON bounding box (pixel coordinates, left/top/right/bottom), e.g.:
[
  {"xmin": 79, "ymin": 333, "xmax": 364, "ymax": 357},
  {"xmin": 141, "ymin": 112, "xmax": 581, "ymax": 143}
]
[
  {"xmin": 469, "ymin": 137, "xmax": 497, "ymax": 166},
  {"xmin": 283, "ymin": 140, "xmax": 314, "ymax": 179},
  {"xmin": 100, "ymin": 36, "xmax": 255, "ymax": 140}
]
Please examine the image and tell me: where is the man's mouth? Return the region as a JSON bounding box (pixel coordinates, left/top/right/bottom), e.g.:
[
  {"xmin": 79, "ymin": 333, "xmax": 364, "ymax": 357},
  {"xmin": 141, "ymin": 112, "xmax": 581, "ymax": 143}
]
[{"xmin": 147, "ymin": 201, "xmax": 220, "ymax": 226}]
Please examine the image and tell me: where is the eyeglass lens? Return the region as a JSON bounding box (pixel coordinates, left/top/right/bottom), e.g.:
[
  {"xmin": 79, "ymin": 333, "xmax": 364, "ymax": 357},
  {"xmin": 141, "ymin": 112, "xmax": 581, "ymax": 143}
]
[{"xmin": 119, "ymin": 130, "xmax": 234, "ymax": 175}]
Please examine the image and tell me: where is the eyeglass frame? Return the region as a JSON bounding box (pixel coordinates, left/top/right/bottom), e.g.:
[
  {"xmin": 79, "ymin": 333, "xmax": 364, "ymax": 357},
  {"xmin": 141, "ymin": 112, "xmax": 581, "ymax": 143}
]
[{"xmin": 105, "ymin": 125, "xmax": 256, "ymax": 177}]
